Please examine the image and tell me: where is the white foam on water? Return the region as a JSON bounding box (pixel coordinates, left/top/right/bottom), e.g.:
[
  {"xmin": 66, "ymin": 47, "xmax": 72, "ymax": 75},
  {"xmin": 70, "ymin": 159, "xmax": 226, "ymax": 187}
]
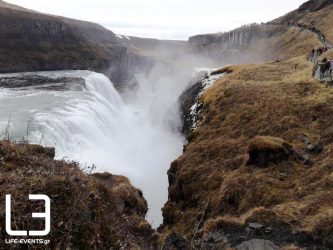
[{"xmin": 0, "ymin": 70, "xmax": 186, "ymax": 227}]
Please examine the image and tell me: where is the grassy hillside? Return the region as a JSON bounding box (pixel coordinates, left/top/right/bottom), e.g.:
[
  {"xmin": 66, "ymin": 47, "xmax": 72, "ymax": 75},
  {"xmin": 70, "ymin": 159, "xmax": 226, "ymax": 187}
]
[
  {"xmin": 161, "ymin": 55, "xmax": 333, "ymax": 248},
  {"xmin": 276, "ymin": 0, "xmax": 333, "ymax": 42},
  {"xmin": 161, "ymin": 1, "xmax": 333, "ymax": 248}
]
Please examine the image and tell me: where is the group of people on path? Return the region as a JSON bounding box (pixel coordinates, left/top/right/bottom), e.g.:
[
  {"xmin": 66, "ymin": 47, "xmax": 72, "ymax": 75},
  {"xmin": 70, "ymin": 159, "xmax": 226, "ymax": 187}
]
[
  {"xmin": 318, "ymin": 58, "xmax": 333, "ymax": 80},
  {"xmin": 268, "ymin": 21, "xmax": 333, "ymax": 82},
  {"xmin": 313, "ymin": 57, "xmax": 333, "ymax": 81},
  {"xmin": 310, "ymin": 46, "xmax": 333, "ymax": 81},
  {"xmin": 313, "ymin": 47, "xmax": 329, "ymax": 57},
  {"xmin": 309, "ymin": 47, "xmax": 330, "ymax": 63},
  {"xmin": 268, "ymin": 21, "xmax": 332, "ymax": 48}
]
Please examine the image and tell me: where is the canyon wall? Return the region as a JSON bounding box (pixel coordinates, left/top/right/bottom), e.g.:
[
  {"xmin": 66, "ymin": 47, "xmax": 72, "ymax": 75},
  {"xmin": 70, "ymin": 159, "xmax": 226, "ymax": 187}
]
[
  {"xmin": 0, "ymin": 2, "xmax": 157, "ymax": 88},
  {"xmin": 188, "ymin": 23, "xmax": 321, "ymax": 64}
]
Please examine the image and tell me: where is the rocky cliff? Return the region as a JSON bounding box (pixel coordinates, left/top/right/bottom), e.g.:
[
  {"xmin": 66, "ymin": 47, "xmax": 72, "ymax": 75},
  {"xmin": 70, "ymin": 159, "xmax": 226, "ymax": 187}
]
[
  {"xmin": 0, "ymin": 1, "xmax": 159, "ymax": 89},
  {"xmin": 189, "ymin": 24, "xmax": 280, "ymax": 51},
  {"xmin": 188, "ymin": 22, "xmax": 321, "ymax": 65}
]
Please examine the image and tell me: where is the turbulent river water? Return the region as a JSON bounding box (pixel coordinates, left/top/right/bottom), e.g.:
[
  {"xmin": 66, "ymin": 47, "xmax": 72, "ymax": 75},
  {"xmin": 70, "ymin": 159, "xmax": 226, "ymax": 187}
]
[{"xmin": 0, "ymin": 70, "xmax": 187, "ymax": 227}]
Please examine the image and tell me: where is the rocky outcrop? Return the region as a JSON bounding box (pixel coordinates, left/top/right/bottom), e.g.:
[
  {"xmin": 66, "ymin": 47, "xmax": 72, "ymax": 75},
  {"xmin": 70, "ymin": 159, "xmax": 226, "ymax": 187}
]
[
  {"xmin": 188, "ymin": 24, "xmax": 288, "ymax": 63},
  {"xmin": 0, "ymin": 141, "xmax": 157, "ymax": 249},
  {"xmin": 236, "ymin": 239, "xmax": 280, "ymax": 250},
  {"xmin": 246, "ymin": 136, "xmax": 297, "ymax": 168},
  {"xmin": 189, "ymin": 24, "xmax": 282, "ymax": 52},
  {"xmin": 0, "ymin": 74, "xmax": 85, "ymax": 90},
  {"xmin": 188, "ymin": 21, "xmax": 321, "ymax": 64},
  {"xmin": 179, "ymin": 69, "xmax": 228, "ymax": 139},
  {"xmin": 179, "ymin": 79, "xmax": 205, "ymax": 138}
]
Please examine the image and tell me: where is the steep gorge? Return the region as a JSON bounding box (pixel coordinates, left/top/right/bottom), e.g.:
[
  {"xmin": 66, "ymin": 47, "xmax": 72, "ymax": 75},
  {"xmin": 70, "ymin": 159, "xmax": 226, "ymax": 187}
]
[{"xmin": 1, "ymin": 0, "xmax": 333, "ymax": 249}]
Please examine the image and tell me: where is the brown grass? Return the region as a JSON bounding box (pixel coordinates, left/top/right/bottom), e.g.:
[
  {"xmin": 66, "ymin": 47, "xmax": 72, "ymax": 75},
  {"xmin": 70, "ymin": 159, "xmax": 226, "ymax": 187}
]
[
  {"xmin": 161, "ymin": 56, "xmax": 333, "ymax": 247},
  {"xmin": 276, "ymin": 3, "xmax": 333, "ymax": 43},
  {"xmin": 296, "ymin": 5, "xmax": 333, "ymax": 43},
  {"xmin": 0, "ymin": 141, "xmax": 156, "ymax": 249}
]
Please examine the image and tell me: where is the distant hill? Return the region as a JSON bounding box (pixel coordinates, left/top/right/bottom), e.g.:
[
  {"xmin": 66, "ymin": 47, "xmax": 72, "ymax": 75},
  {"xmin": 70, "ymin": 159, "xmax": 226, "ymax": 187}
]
[
  {"xmin": 0, "ymin": 1, "xmax": 185, "ymax": 87},
  {"xmin": 0, "ymin": 2, "xmax": 130, "ymax": 85}
]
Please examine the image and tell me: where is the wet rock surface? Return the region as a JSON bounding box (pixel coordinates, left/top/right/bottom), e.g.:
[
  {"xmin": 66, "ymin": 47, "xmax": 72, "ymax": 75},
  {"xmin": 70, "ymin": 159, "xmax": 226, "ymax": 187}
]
[
  {"xmin": 0, "ymin": 75, "xmax": 86, "ymax": 90},
  {"xmin": 179, "ymin": 79, "xmax": 205, "ymax": 139}
]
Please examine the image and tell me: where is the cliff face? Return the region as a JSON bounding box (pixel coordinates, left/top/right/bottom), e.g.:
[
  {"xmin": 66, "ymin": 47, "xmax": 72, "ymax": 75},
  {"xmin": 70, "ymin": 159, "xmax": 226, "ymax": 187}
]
[
  {"xmin": 0, "ymin": 2, "xmax": 157, "ymax": 88},
  {"xmin": 188, "ymin": 23, "xmax": 321, "ymax": 64},
  {"xmin": 189, "ymin": 24, "xmax": 280, "ymax": 51},
  {"xmin": 0, "ymin": 141, "xmax": 157, "ymax": 249}
]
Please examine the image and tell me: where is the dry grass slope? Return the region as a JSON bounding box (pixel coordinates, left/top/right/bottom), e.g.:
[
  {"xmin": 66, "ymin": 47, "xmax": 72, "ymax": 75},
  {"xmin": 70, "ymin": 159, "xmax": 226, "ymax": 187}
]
[
  {"xmin": 0, "ymin": 141, "xmax": 156, "ymax": 249},
  {"xmin": 276, "ymin": 0, "xmax": 333, "ymax": 42},
  {"xmin": 161, "ymin": 56, "xmax": 333, "ymax": 248}
]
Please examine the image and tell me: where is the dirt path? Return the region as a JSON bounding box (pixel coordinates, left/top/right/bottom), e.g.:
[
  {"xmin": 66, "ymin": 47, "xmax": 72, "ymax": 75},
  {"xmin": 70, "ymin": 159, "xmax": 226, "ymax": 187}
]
[
  {"xmin": 267, "ymin": 22, "xmax": 333, "ymax": 83},
  {"xmin": 267, "ymin": 22, "xmax": 333, "ymax": 48}
]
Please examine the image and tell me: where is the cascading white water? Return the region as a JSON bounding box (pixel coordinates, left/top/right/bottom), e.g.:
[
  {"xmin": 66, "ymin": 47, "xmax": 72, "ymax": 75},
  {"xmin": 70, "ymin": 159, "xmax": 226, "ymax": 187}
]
[{"xmin": 0, "ymin": 70, "xmax": 187, "ymax": 227}]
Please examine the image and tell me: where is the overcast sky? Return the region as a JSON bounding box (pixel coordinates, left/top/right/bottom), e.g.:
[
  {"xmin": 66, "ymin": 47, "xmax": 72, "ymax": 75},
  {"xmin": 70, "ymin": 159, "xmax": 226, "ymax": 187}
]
[{"xmin": 6, "ymin": 0, "xmax": 305, "ymax": 40}]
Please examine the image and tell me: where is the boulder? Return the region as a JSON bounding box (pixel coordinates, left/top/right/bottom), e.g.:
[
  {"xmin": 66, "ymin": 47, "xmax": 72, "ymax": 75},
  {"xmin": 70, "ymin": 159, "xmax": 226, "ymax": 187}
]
[
  {"xmin": 236, "ymin": 239, "xmax": 280, "ymax": 250},
  {"xmin": 248, "ymin": 222, "xmax": 264, "ymax": 230},
  {"xmin": 162, "ymin": 233, "xmax": 190, "ymax": 250},
  {"xmin": 246, "ymin": 136, "xmax": 296, "ymax": 167},
  {"xmin": 298, "ymin": 154, "xmax": 314, "ymax": 166},
  {"xmin": 305, "ymin": 144, "xmax": 323, "ymax": 154}
]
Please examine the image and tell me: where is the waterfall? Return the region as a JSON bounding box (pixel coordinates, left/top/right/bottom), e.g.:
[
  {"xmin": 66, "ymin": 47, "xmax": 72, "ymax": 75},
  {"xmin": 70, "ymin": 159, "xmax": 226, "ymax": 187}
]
[{"xmin": 0, "ymin": 70, "xmax": 186, "ymax": 227}]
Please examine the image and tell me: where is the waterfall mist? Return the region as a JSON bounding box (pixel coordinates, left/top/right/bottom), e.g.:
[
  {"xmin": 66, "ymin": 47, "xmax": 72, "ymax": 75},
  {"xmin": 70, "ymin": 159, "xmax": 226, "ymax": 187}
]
[
  {"xmin": 0, "ymin": 50, "xmax": 219, "ymax": 227},
  {"xmin": 0, "ymin": 69, "xmax": 192, "ymax": 227},
  {"xmin": 38, "ymin": 72, "xmax": 187, "ymax": 227}
]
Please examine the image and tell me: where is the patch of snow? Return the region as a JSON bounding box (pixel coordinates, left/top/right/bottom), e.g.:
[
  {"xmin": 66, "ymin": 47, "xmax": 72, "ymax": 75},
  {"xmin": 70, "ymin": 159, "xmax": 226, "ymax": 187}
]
[
  {"xmin": 116, "ymin": 34, "xmax": 131, "ymax": 41},
  {"xmin": 189, "ymin": 72, "xmax": 225, "ymax": 130},
  {"xmin": 192, "ymin": 68, "xmax": 216, "ymax": 78},
  {"xmin": 202, "ymin": 72, "xmax": 225, "ymax": 90}
]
